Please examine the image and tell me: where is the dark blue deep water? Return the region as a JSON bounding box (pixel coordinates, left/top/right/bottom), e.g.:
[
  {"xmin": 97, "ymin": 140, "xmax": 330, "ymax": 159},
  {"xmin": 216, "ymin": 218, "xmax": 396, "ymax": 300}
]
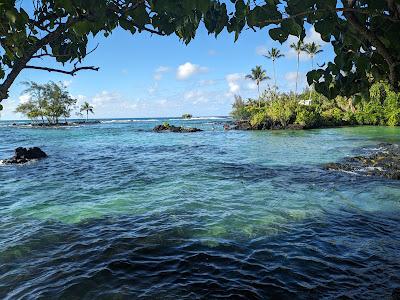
[{"xmin": 0, "ymin": 118, "xmax": 399, "ymax": 299}]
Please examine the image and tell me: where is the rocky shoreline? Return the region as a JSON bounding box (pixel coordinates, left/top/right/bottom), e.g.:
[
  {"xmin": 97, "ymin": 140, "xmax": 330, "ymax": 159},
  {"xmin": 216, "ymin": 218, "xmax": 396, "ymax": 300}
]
[
  {"xmin": 224, "ymin": 120, "xmax": 305, "ymax": 131},
  {"xmin": 153, "ymin": 124, "xmax": 202, "ymax": 133},
  {"xmin": 324, "ymin": 143, "xmax": 400, "ymax": 180},
  {"xmin": 12, "ymin": 121, "xmax": 101, "ymax": 127}
]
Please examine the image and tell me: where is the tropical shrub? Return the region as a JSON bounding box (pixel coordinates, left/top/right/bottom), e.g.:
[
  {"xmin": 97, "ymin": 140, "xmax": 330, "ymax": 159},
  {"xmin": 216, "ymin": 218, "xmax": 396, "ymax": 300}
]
[
  {"xmin": 266, "ymin": 100, "xmax": 296, "ymax": 127},
  {"xmin": 231, "ymin": 81, "xmax": 400, "ymax": 130},
  {"xmin": 295, "ymin": 107, "xmax": 320, "ymax": 128},
  {"xmin": 250, "ymin": 111, "xmax": 269, "ymax": 129}
]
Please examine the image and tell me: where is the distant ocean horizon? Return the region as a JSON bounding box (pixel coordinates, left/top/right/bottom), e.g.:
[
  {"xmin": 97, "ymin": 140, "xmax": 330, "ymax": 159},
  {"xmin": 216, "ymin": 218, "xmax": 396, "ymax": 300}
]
[{"xmin": 0, "ymin": 115, "xmax": 231, "ymax": 123}]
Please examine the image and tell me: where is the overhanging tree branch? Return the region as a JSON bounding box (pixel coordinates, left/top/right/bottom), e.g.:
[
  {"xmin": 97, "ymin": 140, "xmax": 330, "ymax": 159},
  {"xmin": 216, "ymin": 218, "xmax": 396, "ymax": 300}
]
[
  {"xmin": 0, "ymin": 19, "xmax": 78, "ymax": 102},
  {"xmin": 24, "ymin": 65, "xmax": 100, "ymax": 75},
  {"xmin": 344, "ymin": 1, "xmax": 399, "ymax": 90}
]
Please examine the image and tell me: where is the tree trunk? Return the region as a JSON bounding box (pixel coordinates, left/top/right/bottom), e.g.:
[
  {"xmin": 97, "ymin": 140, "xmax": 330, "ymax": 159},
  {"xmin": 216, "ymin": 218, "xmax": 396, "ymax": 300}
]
[
  {"xmin": 273, "ymin": 60, "xmax": 277, "ymax": 94},
  {"xmin": 86, "ymin": 111, "xmax": 88, "ymax": 121},
  {"xmin": 295, "ymin": 52, "xmax": 300, "ymax": 99},
  {"xmin": 309, "ymin": 56, "xmax": 314, "ymax": 101}
]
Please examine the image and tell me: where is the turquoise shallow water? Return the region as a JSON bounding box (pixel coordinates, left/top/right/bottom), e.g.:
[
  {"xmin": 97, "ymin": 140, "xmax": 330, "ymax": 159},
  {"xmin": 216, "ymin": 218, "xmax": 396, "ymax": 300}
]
[{"xmin": 0, "ymin": 118, "xmax": 399, "ymax": 299}]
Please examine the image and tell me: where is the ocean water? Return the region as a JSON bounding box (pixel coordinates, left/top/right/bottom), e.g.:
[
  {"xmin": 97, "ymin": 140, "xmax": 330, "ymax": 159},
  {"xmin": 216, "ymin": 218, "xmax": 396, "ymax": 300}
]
[{"xmin": 0, "ymin": 118, "xmax": 399, "ymax": 299}]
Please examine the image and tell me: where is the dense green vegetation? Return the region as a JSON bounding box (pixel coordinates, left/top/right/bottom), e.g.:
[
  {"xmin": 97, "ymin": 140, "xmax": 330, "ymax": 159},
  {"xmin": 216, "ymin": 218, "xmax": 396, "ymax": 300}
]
[
  {"xmin": 231, "ymin": 82, "xmax": 400, "ymax": 130},
  {"xmin": 182, "ymin": 114, "xmax": 193, "ymax": 119},
  {"xmin": 1, "ymin": 1, "xmax": 399, "ymax": 109},
  {"xmin": 15, "ymin": 81, "xmax": 94, "ymax": 124}
]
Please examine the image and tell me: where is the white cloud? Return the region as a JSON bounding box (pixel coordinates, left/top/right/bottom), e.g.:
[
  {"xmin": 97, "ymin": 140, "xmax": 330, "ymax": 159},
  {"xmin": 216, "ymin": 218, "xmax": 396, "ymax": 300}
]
[
  {"xmin": 0, "ymin": 99, "xmax": 18, "ymax": 119},
  {"xmin": 256, "ymin": 45, "xmax": 268, "ymax": 56},
  {"xmin": 154, "ymin": 66, "xmax": 170, "ymax": 81},
  {"xmin": 92, "ymin": 91, "xmax": 121, "ymax": 107},
  {"xmin": 284, "ymin": 71, "xmax": 307, "ymax": 90},
  {"xmin": 177, "ymin": 62, "xmax": 207, "ymax": 80},
  {"xmin": 285, "ymin": 71, "xmax": 298, "ymax": 83},
  {"xmin": 148, "ymin": 82, "xmax": 158, "ymax": 95},
  {"xmin": 226, "ymin": 73, "xmax": 243, "ymax": 95},
  {"xmin": 183, "ymin": 90, "xmax": 209, "ymax": 104},
  {"xmin": 198, "ymin": 79, "xmax": 216, "ymax": 86},
  {"xmin": 247, "ymin": 82, "xmax": 258, "ymax": 90},
  {"xmin": 304, "ymin": 26, "xmax": 327, "ymax": 45},
  {"xmin": 62, "ymin": 80, "xmax": 72, "ymax": 87},
  {"xmin": 286, "ymin": 26, "xmax": 326, "ymax": 61},
  {"xmin": 19, "ymin": 94, "xmax": 31, "ymax": 104},
  {"xmin": 157, "ymin": 99, "xmax": 167, "ymax": 105}
]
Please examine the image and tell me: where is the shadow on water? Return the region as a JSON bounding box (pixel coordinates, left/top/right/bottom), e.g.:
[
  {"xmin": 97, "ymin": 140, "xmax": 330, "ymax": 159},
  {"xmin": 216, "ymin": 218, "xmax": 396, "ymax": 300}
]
[{"xmin": 0, "ymin": 207, "xmax": 399, "ymax": 300}]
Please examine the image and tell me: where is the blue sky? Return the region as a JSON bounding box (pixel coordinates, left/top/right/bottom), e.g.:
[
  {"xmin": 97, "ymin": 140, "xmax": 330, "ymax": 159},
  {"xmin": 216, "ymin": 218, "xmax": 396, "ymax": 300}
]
[{"xmin": 2, "ymin": 23, "xmax": 333, "ymax": 120}]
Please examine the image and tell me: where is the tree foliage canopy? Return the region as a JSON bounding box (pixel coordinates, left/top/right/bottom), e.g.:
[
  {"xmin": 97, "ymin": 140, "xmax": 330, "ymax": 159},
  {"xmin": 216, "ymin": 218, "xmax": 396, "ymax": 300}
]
[
  {"xmin": 15, "ymin": 81, "xmax": 77, "ymax": 124},
  {"xmin": 1, "ymin": 0, "xmax": 400, "ymax": 108}
]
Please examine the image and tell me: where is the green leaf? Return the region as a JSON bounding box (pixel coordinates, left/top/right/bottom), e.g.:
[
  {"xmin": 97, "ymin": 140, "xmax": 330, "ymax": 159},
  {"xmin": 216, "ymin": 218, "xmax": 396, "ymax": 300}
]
[
  {"xmin": 6, "ymin": 10, "xmax": 16, "ymax": 23},
  {"xmin": 194, "ymin": 0, "xmax": 210, "ymax": 13},
  {"xmin": 0, "ymin": 104, "xmax": 3, "ymax": 111},
  {"xmin": 128, "ymin": 3, "xmax": 150, "ymax": 29},
  {"xmin": 281, "ymin": 18, "xmax": 302, "ymax": 36},
  {"xmin": 269, "ymin": 27, "xmax": 288, "ymax": 43},
  {"xmin": 73, "ymin": 22, "xmax": 91, "ymax": 36}
]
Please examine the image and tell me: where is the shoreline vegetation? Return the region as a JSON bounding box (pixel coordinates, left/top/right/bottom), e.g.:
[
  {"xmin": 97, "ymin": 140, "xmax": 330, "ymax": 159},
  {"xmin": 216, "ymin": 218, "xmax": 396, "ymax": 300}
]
[
  {"xmin": 11, "ymin": 120, "xmax": 101, "ymax": 127},
  {"xmin": 228, "ymin": 81, "xmax": 400, "ymax": 131},
  {"xmin": 14, "ymin": 81, "xmax": 97, "ymax": 126}
]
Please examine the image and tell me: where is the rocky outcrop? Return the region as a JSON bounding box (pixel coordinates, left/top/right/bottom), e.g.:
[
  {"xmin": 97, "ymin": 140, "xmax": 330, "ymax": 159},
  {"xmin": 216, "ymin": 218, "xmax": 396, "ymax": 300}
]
[
  {"xmin": 224, "ymin": 120, "xmax": 305, "ymax": 131},
  {"xmin": 2, "ymin": 147, "xmax": 47, "ymax": 164},
  {"xmin": 324, "ymin": 143, "xmax": 400, "ymax": 180},
  {"xmin": 153, "ymin": 124, "xmax": 202, "ymax": 133},
  {"xmin": 224, "ymin": 120, "xmax": 252, "ymax": 131},
  {"xmin": 12, "ymin": 121, "xmax": 101, "ymax": 127}
]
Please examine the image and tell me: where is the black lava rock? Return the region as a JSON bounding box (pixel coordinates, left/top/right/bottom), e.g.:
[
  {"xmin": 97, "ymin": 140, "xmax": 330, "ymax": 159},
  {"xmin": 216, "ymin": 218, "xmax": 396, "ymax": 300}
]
[
  {"xmin": 3, "ymin": 147, "xmax": 47, "ymax": 164},
  {"xmin": 153, "ymin": 124, "xmax": 202, "ymax": 133}
]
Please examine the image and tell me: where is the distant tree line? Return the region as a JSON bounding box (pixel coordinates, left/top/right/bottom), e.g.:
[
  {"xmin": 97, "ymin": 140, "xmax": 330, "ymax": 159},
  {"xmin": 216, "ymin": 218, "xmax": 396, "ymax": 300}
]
[{"xmin": 15, "ymin": 81, "xmax": 94, "ymax": 124}]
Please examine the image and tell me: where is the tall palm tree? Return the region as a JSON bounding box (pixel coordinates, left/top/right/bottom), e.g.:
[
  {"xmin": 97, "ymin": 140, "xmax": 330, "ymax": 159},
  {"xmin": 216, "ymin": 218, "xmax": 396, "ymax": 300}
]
[
  {"xmin": 245, "ymin": 65, "xmax": 270, "ymax": 107},
  {"xmin": 80, "ymin": 101, "xmax": 94, "ymax": 121},
  {"xmin": 264, "ymin": 48, "xmax": 284, "ymax": 93},
  {"xmin": 305, "ymin": 42, "xmax": 323, "ymax": 101},
  {"xmin": 305, "ymin": 42, "xmax": 323, "ymax": 69},
  {"xmin": 290, "ymin": 40, "xmax": 305, "ymax": 96}
]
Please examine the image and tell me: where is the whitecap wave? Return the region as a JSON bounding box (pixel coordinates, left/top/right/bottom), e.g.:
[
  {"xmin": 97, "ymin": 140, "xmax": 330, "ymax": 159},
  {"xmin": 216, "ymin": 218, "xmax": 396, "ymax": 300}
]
[
  {"xmin": 101, "ymin": 119, "xmax": 159, "ymax": 124},
  {"xmin": 169, "ymin": 117, "xmax": 229, "ymax": 121},
  {"xmin": 357, "ymin": 166, "xmax": 384, "ymax": 172}
]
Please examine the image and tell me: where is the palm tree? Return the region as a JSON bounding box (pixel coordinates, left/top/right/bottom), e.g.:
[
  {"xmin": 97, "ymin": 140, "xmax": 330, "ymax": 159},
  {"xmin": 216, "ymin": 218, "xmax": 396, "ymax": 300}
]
[
  {"xmin": 264, "ymin": 48, "xmax": 284, "ymax": 93},
  {"xmin": 245, "ymin": 65, "xmax": 270, "ymax": 107},
  {"xmin": 305, "ymin": 42, "xmax": 323, "ymax": 101},
  {"xmin": 80, "ymin": 102, "xmax": 94, "ymax": 121},
  {"xmin": 290, "ymin": 40, "xmax": 305, "ymax": 96},
  {"xmin": 305, "ymin": 42, "xmax": 323, "ymax": 69}
]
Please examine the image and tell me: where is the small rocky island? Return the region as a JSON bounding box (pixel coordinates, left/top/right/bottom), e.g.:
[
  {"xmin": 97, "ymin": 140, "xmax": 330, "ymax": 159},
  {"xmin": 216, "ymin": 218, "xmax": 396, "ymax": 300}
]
[
  {"xmin": 324, "ymin": 143, "xmax": 400, "ymax": 180},
  {"xmin": 13, "ymin": 121, "xmax": 101, "ymax": 127},
  {"xmin": 2, "ymin": 147, "xmax": 48, "ymax": 164},
  {"xmin": 153, "ymin": 123, "xmax": 202, "ymax": 133}
]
